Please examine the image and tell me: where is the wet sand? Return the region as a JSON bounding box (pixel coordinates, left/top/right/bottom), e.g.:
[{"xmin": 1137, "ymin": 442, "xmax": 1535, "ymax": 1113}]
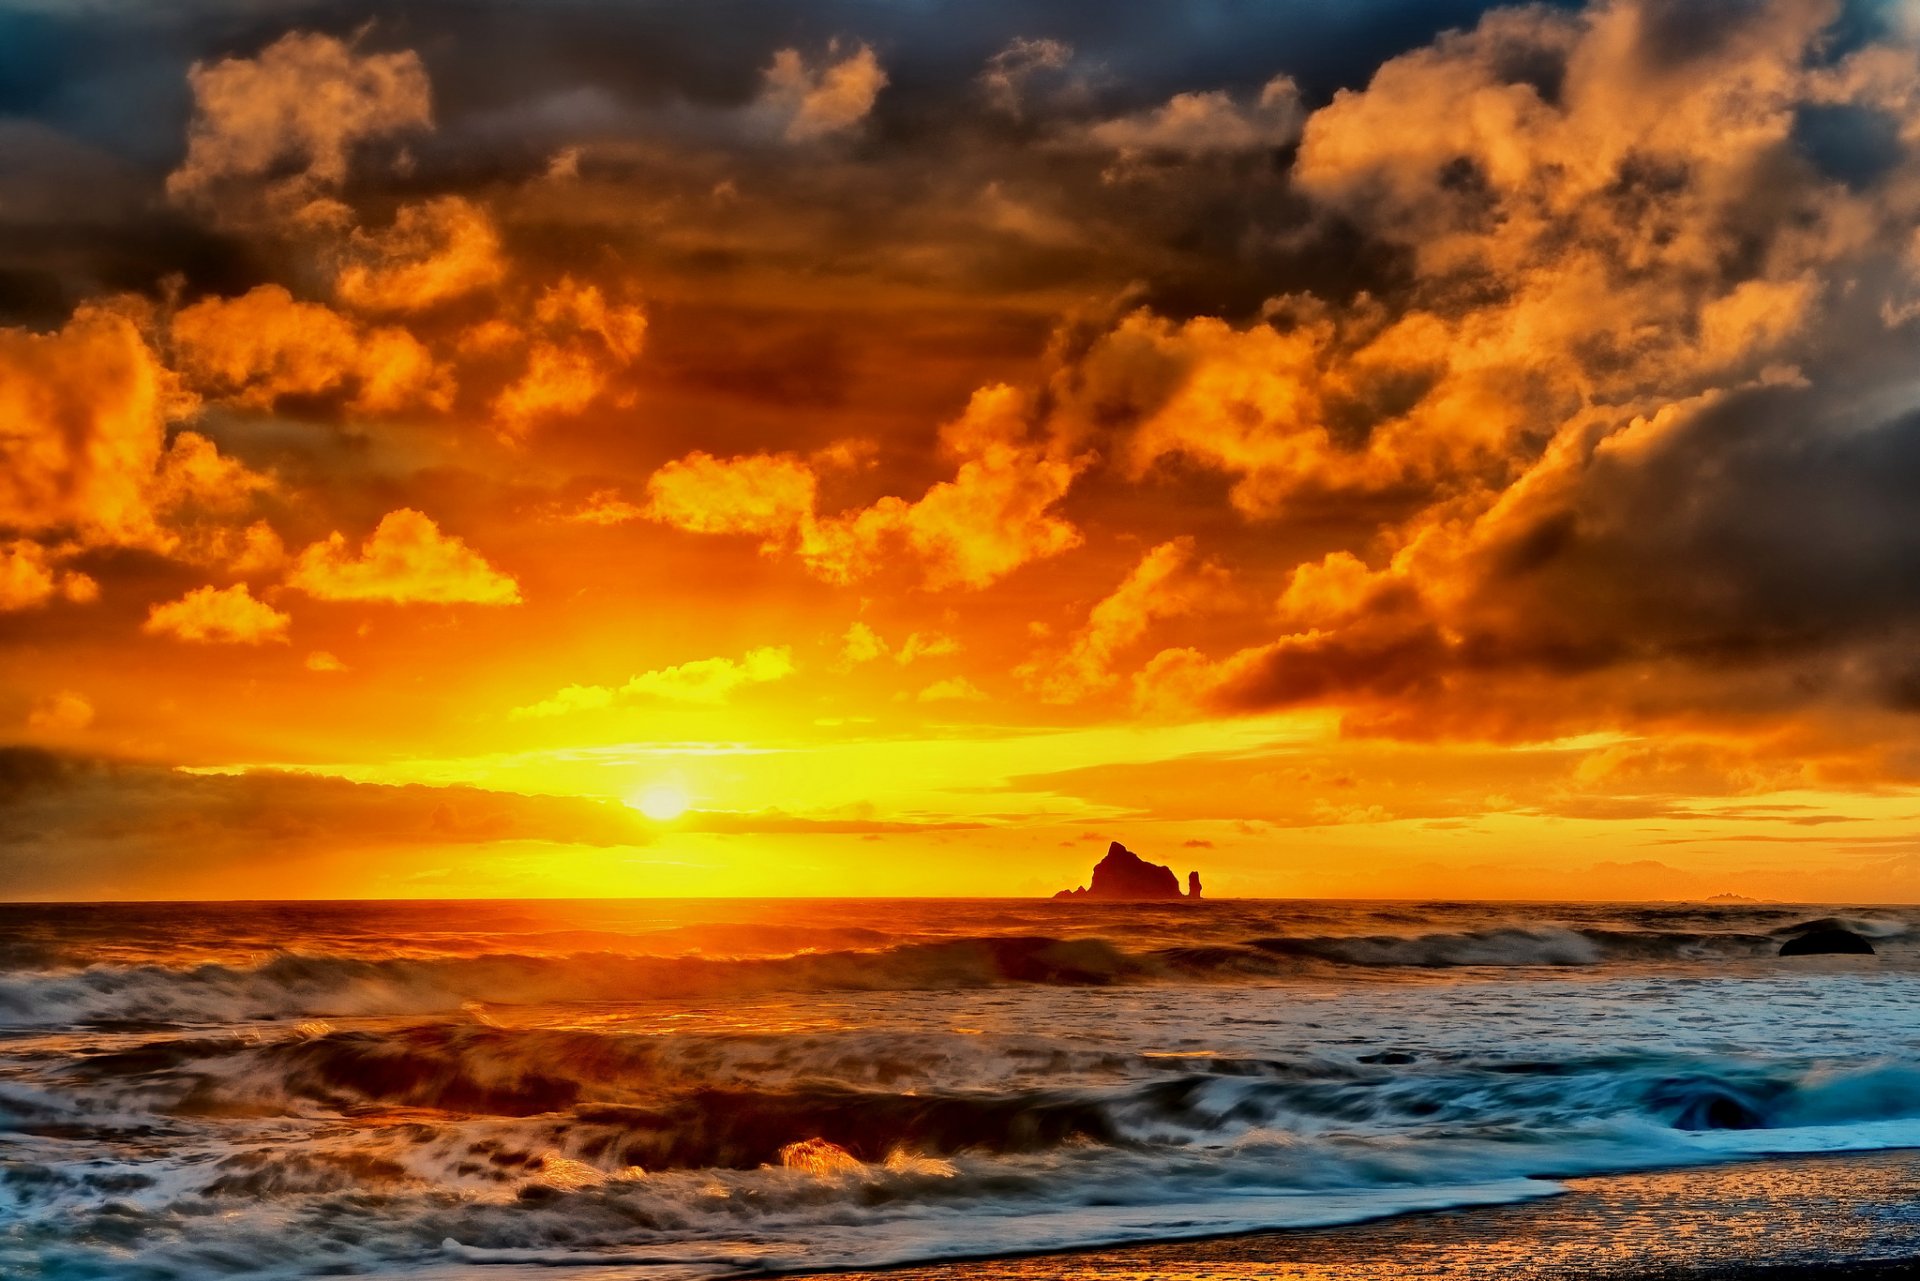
[{"xmin": 793, "ymin": 1149, "xmax": 1920, "ymax": 1281}]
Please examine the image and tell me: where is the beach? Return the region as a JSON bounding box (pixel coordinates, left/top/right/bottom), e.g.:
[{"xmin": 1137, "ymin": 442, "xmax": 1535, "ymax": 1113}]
[{"xmin": 802, "ymin": 1150, "xmax": 1920, "ymax": 1281}]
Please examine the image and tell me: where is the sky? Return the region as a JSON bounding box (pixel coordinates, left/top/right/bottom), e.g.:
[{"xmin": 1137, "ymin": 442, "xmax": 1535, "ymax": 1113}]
[{"xmin": 7, "ymin": 0, "xmax": 1920, "ymax": 901}]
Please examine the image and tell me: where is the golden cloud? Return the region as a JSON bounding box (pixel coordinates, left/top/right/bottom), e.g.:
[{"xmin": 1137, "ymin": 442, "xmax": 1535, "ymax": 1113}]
[
  {"xmin": 895, "ymin": 383, "xmax": 1088, "ymax": 587},
  {"xmin": 839, "ymin": 622, "xmax": 961, "ymax": 668},
  {"xmin": 623, "ymin": 645, "xmax": 795, "ymax": 703},
  {"xmin": 143, "ymin": 583, "xmax": 291, "ymax": 645},
  {"xmin": 1024, "ymin": 537, "xmax": 1228, "ymax": 703},
  {"xmin": 646, "ymin": 383, "xmax": 1088, "ymax": 588},
  {"xmin": 0, "ymin": 304, "xmax": 277, "ymax": 590},
  {"xmin": 644, "ymin": 451, "xmax": 818, "ymax": 542},
  {"xmin": 841, "ymin": 621, "xmax": 888, "ymax": 666},
  {"xmin": 0, "ymin": 305, "xmax": 178, "ymax": 546},
  {"xmin": 916, "ymin": 676, "xmax": 987, "ymax": 703},
  {"xmin": 510, "ymin": 645, "xmax": 795, "ymax": 718},
  {"xmin": 491, "ymin": 278, "xmax": 649, "ymax": 436},
  {"xmin": 287, "ymin": 509, "xmax": 521, "ymax": 605},
  {"xmin": 171, "ymin": 284, "xmax": 453, "ymax": 414},
  {"xmin": 0, "ymin": 542, "xmax": 97, "ymax": 612},
  {"xmin": 167, "ymin": 31, "xmax": 431, "ymax": 205},
  {"xmin": 334, "ymin": 196, "xmax": 508, "ymax": 313},
  {"xmin": 160, "ymin": 31, "xmax": 651, "ymax": 445}
]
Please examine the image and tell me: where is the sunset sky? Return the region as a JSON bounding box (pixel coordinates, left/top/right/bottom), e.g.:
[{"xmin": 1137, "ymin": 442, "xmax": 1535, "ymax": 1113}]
[{"xmin": 8, "ymin": 0, "xmax": 1920, "ymax": 901}]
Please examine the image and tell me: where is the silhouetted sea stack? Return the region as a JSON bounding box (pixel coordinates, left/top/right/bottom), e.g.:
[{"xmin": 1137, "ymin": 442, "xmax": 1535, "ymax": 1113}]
[
  {"xmin": 1054, "ymin": 842, "xmax": 1203, "ymax": 901},
  {"xmin": 1778, "ymin": 927, "xmax": 1875, "ymax": 957}
]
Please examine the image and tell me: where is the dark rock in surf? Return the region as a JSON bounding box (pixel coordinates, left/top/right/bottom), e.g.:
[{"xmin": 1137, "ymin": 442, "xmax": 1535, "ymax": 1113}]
[
  {"xmin": 1054, "ymin": 842, "xmax": 1203, "ymax": 901},
  {"xmin": 1778, "ymin": 927, "xmax": 1874, "ymax": 957}
]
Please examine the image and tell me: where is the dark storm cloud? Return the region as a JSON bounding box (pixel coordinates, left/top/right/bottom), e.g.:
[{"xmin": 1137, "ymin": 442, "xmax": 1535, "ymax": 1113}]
[
  {"xmin": 1478, "ymin": 388, "xmax": 1920, "ymax": 659},
  {"xmin": 0, "ymin": 747, "xmax": 653, "ymax": 845},
  {"xmin": 1062, "ymin": 0, "xmax": 1920, "ymax": 745},
  {"xmin": 12, "ymin": 0, "xmax": 1532, "ymax": 132},
  {"xmin": 0, "ymin": 746, "xmax": 655, "ymax": 895},
  {"xmin": 0, "ymin": 0, "xmax": 1526, "ymax": 324},
  {"xmin": 1175, "ymin": 368, "xmax": 1920, "ymax": 726}
]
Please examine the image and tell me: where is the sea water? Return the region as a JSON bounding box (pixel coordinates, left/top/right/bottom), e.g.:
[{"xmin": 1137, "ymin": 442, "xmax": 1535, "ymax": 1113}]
[{"xmin": 0, "ymin": 898, "xmax": 1914, "ymax": 1279}]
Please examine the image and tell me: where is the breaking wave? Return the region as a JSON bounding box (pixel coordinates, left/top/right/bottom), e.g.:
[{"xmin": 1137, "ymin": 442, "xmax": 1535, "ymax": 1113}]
[
  {"xmin": 0, "ymin": 917, "xmax": 1900, "ymax": 1028},
  {"xmin": 13, "ymin": 1017, "xmax": 1920, "ymax": 1279}
]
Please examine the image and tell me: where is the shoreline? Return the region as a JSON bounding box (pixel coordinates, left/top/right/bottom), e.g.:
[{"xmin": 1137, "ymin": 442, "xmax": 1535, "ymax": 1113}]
[{"xmin": 781, "ymin": 1149, "xmax": 1920, "ymax": 1281}]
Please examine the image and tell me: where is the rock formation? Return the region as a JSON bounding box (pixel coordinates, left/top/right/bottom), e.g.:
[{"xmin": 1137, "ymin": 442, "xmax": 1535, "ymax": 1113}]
[
  {"xmin": 1778, "ymin": 927, "xmax": 1874, "ymax": 957},
  {"xmin": 1054, "ymin": 842, "xmax": 1204, "ymax": 901}
]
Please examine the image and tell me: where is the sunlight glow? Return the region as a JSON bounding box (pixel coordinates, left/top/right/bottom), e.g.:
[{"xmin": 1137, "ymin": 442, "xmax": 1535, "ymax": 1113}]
[{"xmin": 630, "ymin": 782, "xmax": 692, "ymax": 821}]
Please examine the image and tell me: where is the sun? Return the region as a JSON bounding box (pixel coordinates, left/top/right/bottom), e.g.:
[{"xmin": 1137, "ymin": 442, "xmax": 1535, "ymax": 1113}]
[{"xmin": 629, "ymin": 782, "xmax": 692, "ymax": 822}]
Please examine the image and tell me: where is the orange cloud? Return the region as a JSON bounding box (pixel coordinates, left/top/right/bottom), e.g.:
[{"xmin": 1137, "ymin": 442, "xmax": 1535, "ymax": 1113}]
[
  {"xmin": 917, "ymin": 676, "xmax": 987, "ymax": 703},
  {"xmin": 895, "ymin": 631, "xmax": 961, "ymax": 663},
  {"xmin": 161, "ymin": 32, "xmax": 649, "ymax": 444},
  {"xmin": 761, "ymin": 44, "xmax": 888, "ymax": 141},
  {"xmin": 148, "ymin": 431, "xmax": 271, "ymax": 520},
  {"xmin": 644, "ymin": 451, "xmax": 818, "ymax": 542},
  {"xmin": 507, "ymin": 684, "xmax": 616, "ymax": 720},
  {"xmin": 167, "ymin": 31, "xmax": 431, "ymax": 205},
  {"xmin": 510, "ymin": 645, "xmax": 795, "ymax": 718},
  {"xmin": 1067, "ymin": 306, "xmax": 1496, "ymax": 519},
  {"xmin": 558, "ymin": 490, "xmax": 647, "ymax": 526},
  {"xmin": 334, "ymin": 196, "xmax": 508, "ymax": 313},
  {"xmin": 491, "ymin": 278, "xmax": 648, "ymax": 436},
  {"xmin": 287, "ymin": 509, "xmax": 521, "ymax": 605},
  {"xmin": 0, "ymin": 304, "xmax": 275, "ymax": 585},
  {"xmin": 646, "ymin": 383, "xmax": 1087, "ymax": 588},
  {"xmin": 1024, "ymin": 538, "xmax": 1227, "ymax": 702},
  {"xmin": 623, "ymin": 645, "xmax": 795, "ymax": 703},
  {"xmin": 896, "ymin": 383, "xmax": 1087, "ymax": 587},
  {"xmin": 0, "ymin": 305, "xmax": 178, "ymax": 546},
  {"xmin": 25, "ymin": 690, "xmax": 94, "ymax": 733},
  {"xmin": 171, "ymin": 284, "xmax": 453, "ymax": 414},
  {"xmin": 0, "ymin": 542, "xmax": 97, "ymax": 612},
  {"xmin": 144, "ymin": 583, "xmax": 291, "ymax": 644},
  {"xmin": 839, "ymin": 622, "xmax": 961, "ymax": 667},
  {"xmin": 841, "ymin": 621, "xmax": 888, "ymax": 665}
]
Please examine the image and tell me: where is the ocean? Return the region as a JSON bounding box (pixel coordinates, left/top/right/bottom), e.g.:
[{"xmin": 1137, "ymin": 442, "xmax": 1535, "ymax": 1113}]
[{"xmin": 0, "ymin": 897, "xmax": 1914, "ymax": 1280}]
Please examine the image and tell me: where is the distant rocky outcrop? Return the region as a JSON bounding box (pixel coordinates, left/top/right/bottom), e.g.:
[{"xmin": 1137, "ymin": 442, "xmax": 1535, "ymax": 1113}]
[
  {"xmin": 1778, "ymin": 927, "xmax": 1874, "ymax": 957},
  {"xmin": 1054, "ymin": 842, "xmax": 1203, "ymax": 901}
]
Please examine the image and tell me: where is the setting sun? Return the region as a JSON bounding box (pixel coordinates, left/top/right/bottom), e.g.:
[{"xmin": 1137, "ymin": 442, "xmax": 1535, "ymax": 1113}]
[{"xmin": 630, "ymin": 783, "xmax": 692, "ymax": 822}]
